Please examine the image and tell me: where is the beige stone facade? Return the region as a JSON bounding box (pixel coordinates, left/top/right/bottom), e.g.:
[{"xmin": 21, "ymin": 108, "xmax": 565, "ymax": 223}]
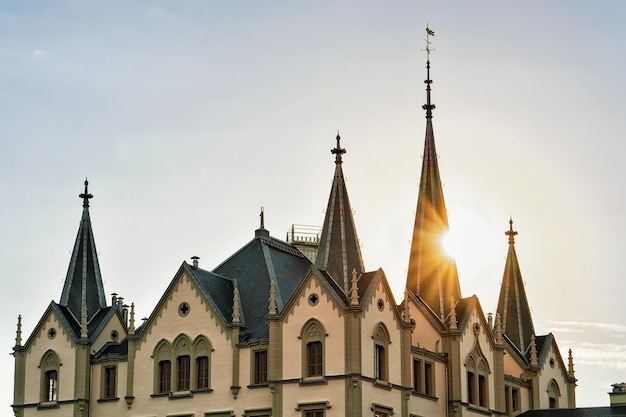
[{"xmin": 12, "ymin": 55, "xmax": 576, "ymax": 417}]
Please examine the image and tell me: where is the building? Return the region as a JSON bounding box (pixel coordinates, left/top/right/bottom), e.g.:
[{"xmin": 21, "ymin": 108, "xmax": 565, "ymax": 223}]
[{"xmin": 12, "ymin": 40, "xmax": 576, "ymax": 417}]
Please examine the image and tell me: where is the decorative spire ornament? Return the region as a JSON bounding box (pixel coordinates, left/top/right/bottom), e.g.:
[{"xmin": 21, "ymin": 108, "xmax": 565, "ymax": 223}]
[
  {"xmin": 129, "ymin": 303, "xmax": 135, "ymax": 335},
  {"xmin": 232, "ymin": 287, "xmax": 241, "ymax": 324},
  {"xmin": 15, "ymin": 315, "xmax": 22, "ymax": 346},
  {"xmin": 495, "ymin": 313, "xmax": 503, "ymax": 345},
  {"xmin": 449, "ymin": 296, "xmax": 458, "ymax": 330},
  {"xmin": 349, "ymin": 268, "xmax": 359, "ymax": 306},
  {"xmin": 81, "ymin": 305, "xmax": 88, "ymax": 339},
  {"xmin": 268, "ymin": 280, "xmax": 277, "ymax": 316},
  {"xmin": 530, "ymin": 334, "xmax": 539, "ymax": 366},
  {"xmin": 568, "ymin": 348, "xmax": 575, "ymax": 377}
]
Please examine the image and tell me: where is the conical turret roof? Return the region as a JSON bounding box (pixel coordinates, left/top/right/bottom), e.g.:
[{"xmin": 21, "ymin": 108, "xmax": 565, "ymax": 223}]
[
  {"xmin": 59, "ymin": 179, "xmax": 107, "ymax": 323},
  {"xmin": 496, "ymin": 219, "xmax": 535, "ymax": 353},
  {"xmin": 316, "ymin": 133, "xmax": 365, "ymax": 293},
  {"xmin": 405, "ymin": 46, "xmax": 461, "ymax": 321}
]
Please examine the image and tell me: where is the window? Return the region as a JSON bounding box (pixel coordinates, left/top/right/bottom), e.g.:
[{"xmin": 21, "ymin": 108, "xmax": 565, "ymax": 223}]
[
  {"xmin": 505, "ymin": 386, "xmax": 511, "ymax": 413},
  {"xmin": 159, "ymin": 360, "xmax": 171, "ymax": 393},
  {"xmin": 177, "ymin": 355, "xmax": 190, "ymax": 391},
  {"xmin": 375, "ymin": 344, "xmax": 385, "ymax": 380},
  {"xmin": 371, "ymin": 403, "xmax": 393, "ymax": 417},
  {"xmin": 307, "ymin": 341, "xmax": 323, "ymax": 377},
  {"xmin": 254, "ymin": 350, "xmax": 268, "ymax": 384},
  {"xmin": 478, "ymin": 374, "xmax": 487, "ymax": 407},
  {"xmin": 413, "ymin": 359, "xmax": 422, "ymax": 392},
  {"xmin": 512, "ymin": 388, "xmax": 520, "ymax": 411},
  {"xmin": 424, "ymin": 362, "xmax": 433, "ymax": 396},
  {"xmin": 45, "ymin": 370, "xmax": 58, "ymax": 402},
  {"xmin": 196, "ymin": 356, "xmax": 209, "ymax": 389},
  {"xmin": 297, "ymin": 400, "xmax": 330, "ymax": 416},
  {"xmin": 103, "ymin": 366, "xmax": 116, "ymax": 399},
  {"xmin": 467, "ymin": 371, "xmax": 476, "ymax": 404},
  {"xmin": 548, "ymin": 379, "xmax": 560, "ymax": 408},
  {"xmin": 465, "ymin": 348, "xmax": 490, "ymax": 408},
  {"xmin": 304, "ymin": 411, "xmax": 324, "ymax": 417},
  {"xmin": 39, "ymin": 350, "xmax": 60, "ymax": 403},
  {"xmin": 372, "ymin": 323, "xmax": 390, "ymax": 382},
  {"xmin": 300, "ymin": 319, "xmax": 326, "ymax": 381},
  {"xmin": 192, "ymin": 335, "xmax": 212, "ymax": 390}
]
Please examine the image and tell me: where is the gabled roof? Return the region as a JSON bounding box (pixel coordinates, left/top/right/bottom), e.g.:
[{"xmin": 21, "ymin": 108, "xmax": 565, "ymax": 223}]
[
  {"xmin": 59, "ymin": 180, "xmax": 107, "ymax": 324},
  {"xmin": 213, "ymin": 231, "xmax": 313, "ymax": 340},
  {"xmin": 405, "ymin": 57, "xmax": 461, "ymax": 321},
  {"xmin": 185, "ymin": 264, "xmax": 236, "ymax": 328},
  {"xmin": 496, "ymin": 219, "xmax": 535, "ymax": 353},
  {"xmin": 316, "ymin": 134, "xmax": 365, "ymax": 294}
]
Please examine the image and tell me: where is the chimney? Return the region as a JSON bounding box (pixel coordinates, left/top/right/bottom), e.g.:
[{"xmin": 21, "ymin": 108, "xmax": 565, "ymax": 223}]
[
  {"xmin": 610, "ymin": 383, "xmax": 626, "ymax": 406},
  {"xmin": 191, "ymin": 256, "xmax": 199, "ymax": 268}
]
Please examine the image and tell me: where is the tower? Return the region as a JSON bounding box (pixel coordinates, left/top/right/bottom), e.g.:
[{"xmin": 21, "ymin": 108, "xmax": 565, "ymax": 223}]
[
  {"xmin": 496, "ymin": 218, "xmax": 535, "ymax": 353},
  {"xmin": 316, "ymin": 133, "xmax": 365, "ymax": 293},
  {"xmin": 405, "ymin": 34, "xmax": 461, "ymax": 321}
]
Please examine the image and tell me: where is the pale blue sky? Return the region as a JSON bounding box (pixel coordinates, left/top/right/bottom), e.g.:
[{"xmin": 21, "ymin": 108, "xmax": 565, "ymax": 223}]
[{"xmin": 2, "ymin": 1, "xmax": 625, "ymax": 408}]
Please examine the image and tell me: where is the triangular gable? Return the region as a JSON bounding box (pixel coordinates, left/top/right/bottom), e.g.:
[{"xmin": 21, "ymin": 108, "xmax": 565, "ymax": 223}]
[
  {"xmin": 359, "ymin": 268, "xmax": 405, "ymax": 327},
  {"xmin": 22, "ymin": 302, "xmax": 78, "ymax": 353},
  {"xmin": 456, "ymin": 295, "xmax": 499, "ymax": 351},
  {"xmin": 135, "ymin": 262, "xmax": 234, "ymax": 351},
  {"xmin": 536, "ymin": 333, "xmax": 571, "ymax": 381},
  {"xmin": 280, "ymin": 266, "xmax": 349, "ymax": 322}
]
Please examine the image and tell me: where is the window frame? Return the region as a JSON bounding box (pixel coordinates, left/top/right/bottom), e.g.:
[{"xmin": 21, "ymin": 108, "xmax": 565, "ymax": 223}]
[
  {"xmin": 465, "ymin": 348, "xmax": 490, "ymax": 409},
  {"xmin": 300, "ymin": 319, "xmax": 326, "ymax": 382},
  {"xmin": 39, "ymin": 350, "xmax": 60, "ymax": 404},
  {"xmin": 372, "ymin": 323, "xmax": 391, "ymax": 383}
]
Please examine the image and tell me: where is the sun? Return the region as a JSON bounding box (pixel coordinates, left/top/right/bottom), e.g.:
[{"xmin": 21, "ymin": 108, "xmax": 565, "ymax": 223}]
[{"xmin": 439, "ymin": 207, "xmax": 500, "ymax": 282}]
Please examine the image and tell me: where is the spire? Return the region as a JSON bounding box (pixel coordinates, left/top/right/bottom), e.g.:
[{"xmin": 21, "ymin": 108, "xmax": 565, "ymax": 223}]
[
  {"xmin": 15, "ymin": 315, "xmax": 22, "ymax": 347},
  {"xmin": 129, "ymin": 303, "xmax": 135, "ymax": 335},
  {"xmin": 232, "ymin": 287, "xmax": 241, "ymax": 324},
  {"xmin": 59, "ymin": 179, "xmax": 107, "ymax": 324},
  {"xmin": 448, "ymin": 296, "xmax": 458, "ymax": 330},
  {"xmin": 80, "ymin": 304, "xmax": 88, "ymax": 339},
  {"xmin": 316, "ymin": 133, "xmax": 365, "ymax": 294},
  {"xmin": 268, "ymin": 279, "xmax": 277, "ymax": 316},
  {"xmin": 255, "ymin": 206, "xmax": 269, "ymax": 237},
  {"xmin": 496, "ymin": 218, "xmax": 535, "ymax": 353},
  {"xmin": 529, "ymin": 334, "xmax": 539, "ymax": 366},
  {"xmin": 406, "ymin": 29, "xmax": 461, "ymax": 321},
  {"xmin": 350, "ymin": 268, "xmax": 359, "ymax": 306},
  {"xmin": 568, "ymin": 348, "xmax": 575, "ymax": 377}
]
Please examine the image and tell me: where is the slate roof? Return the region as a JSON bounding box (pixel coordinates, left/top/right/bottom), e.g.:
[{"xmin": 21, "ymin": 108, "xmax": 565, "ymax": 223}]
[
  {"xmin": 316, "ymin": 133, "xmax": 365, "ymax": 294},
  {"xmin": 496, "ymin": 219, "xmax": 535, "ymax": 353},
  {"xmin": 406, "ymin": 59, "xmax": 461, "ymax": 321},
  {"xmin": 186, "ymin": 265, "xmax": 236, "ymax": 327},
  {"xmin": 59, "ymin": 180, "xmax": 107, "ymax": 324},
  {"xmin": 213, "ymin": 231, "xmax": 313, "ymax": 341},
  {"xmin": 519, "ymin": 406, "xmax": 626, "ymax": 416},
  {"xmin": 55, "ymin": 303, "xmax": 118, "ymax": 343}
]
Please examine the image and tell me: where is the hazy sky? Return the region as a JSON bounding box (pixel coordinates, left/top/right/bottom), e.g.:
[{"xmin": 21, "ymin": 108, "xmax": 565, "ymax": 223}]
[{"xmin": 2, "ymin": 1, "xmax": 625, "ymax": 409}]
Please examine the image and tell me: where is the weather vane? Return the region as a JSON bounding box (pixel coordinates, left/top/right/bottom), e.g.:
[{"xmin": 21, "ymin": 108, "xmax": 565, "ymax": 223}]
[{"xmin": 423, "ymin": 25, "xmax": 435, "ymax": 59}]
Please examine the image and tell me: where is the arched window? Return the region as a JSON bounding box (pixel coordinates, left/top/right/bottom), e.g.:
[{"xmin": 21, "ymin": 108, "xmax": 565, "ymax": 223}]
[
  {"xmin": 300, "ymin": 319, "xmax": 326, "ymax": 381},
  {"xmin": 548, "ymin": 379, "xmax": 560, "ymax": 408},
  {"xmin": 192, "ymin": 335, "xmax": 212, "ymax": 390},
  {"xmin": 372, "ymin": 323, "xmax": 391, "ymax": 382},
  {"xmin": 465, "ymin": 346, "xmax": 490, "ymax": 408},
  {"xmin": 173, "ymin": 334, "xmax": 192, "ymax": 392},
  {"xmin": 39, "ymin": 350, "xmax": 60, "ymax": 403},
  {"xmin": 153, "ymin": 340, "xmax": 172, "ymax": 394}
]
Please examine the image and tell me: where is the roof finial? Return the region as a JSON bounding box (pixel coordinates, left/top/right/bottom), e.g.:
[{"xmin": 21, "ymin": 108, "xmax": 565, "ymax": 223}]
[
  {"xmin": 529, "ymin": 333, "xmax": 539, "ymax": 366},
  {"xmin": 15, "ymin": 315, "xmax": 22, "ymax": 347},
  {"xmin": 568, "ymin": 348, "xmax": 575, "ymax": 377},
  {"xmin": 506, "ymin": 217, "xmax": 518, "ymax": 245},
  {"xmin": 80, "ymin": 304, "xmax": 88, "ymax": 339},
  {"xmin": 79, "ymin": 178, "xmax": 93, "ymax": 208},
  {"xmin": 331, "ymin": 131, "xmax": 346, "ymax": 164},
  {"xmin": 350, "ymin": 268, "xmax": 359, "ymax": 306},
  {"xmin": 129, "ymin": 302, "xmax": 135, "ymax": 335},
  {"xmin": 260, "ymin": 206, "xmax": 265, "ymax": 229},
  {"xmin": 422, "ymin": 25, "xmax": 436, "ymax": 120},
  {"xmin": 232, "ymin": 287, "xmax": 241, "ymax": 324}
]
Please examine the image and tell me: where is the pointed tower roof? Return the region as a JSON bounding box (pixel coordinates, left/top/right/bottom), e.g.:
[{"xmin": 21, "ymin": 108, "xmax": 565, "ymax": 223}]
[
  {"xmin": 405, "ymin": 31, "xmax": 461, "ymax": 321},
  {"xmin": 316, "ymin": 133, "xmax": 365, "ymax": 293},
  {"xmin": 59, "ymin": 179, "xmax": 107, "ymax": 323},
  {"xmin": 496, "ymin": 218, "xmax": 535, "ymax": 353}
]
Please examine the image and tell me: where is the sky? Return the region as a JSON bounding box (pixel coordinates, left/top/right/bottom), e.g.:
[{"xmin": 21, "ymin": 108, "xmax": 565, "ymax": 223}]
[{"xmin": 1, "ymin": 0, "xmax": 625, "ymax": 409}]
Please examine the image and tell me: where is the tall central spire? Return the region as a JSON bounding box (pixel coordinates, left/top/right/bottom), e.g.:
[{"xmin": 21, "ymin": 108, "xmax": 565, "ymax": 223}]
[
  {"xmin": 405, "ymin": 28, "xmax": 461, "ymax": 321},
  {"xmin": 316, "ymin": 133, "xmax": 365, "ymax": 293},
  {"xmin": 59, "ymin": 179, "xmax": 107, "ymax": 323}
]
